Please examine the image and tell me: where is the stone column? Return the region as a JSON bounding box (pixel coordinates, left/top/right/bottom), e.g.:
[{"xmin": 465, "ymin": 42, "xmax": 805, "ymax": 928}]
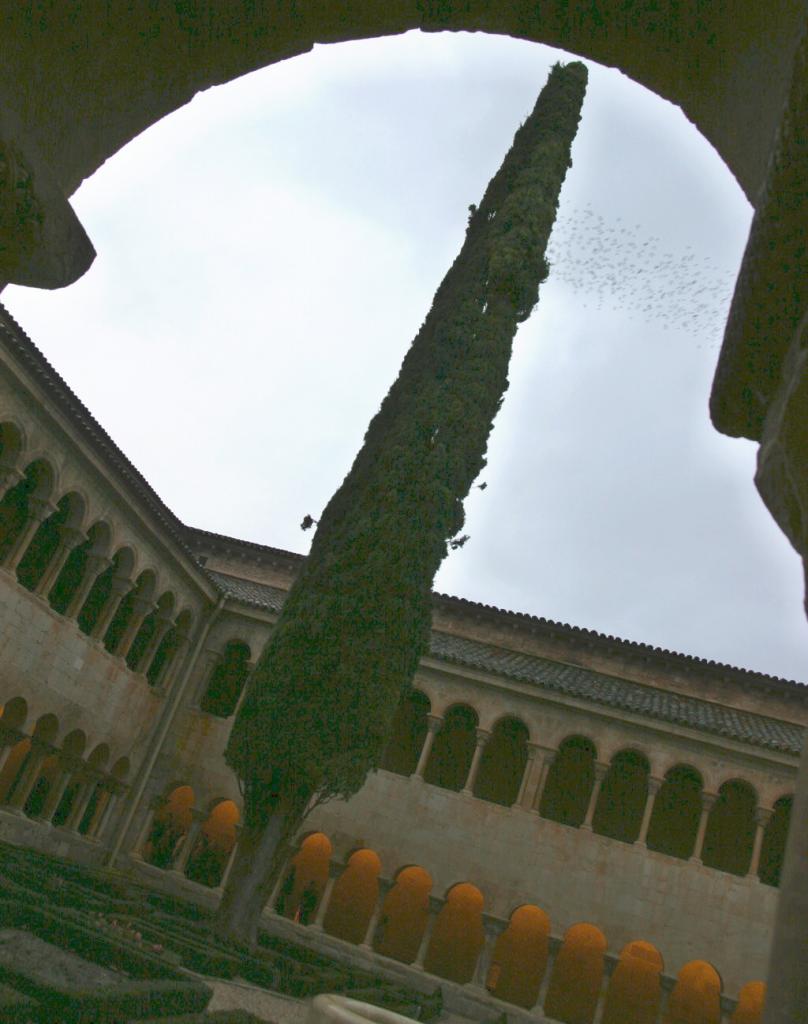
[
  {"xmin": 90, "ymin": 574, "xmax": 133, "ymax": 641},
  {"xmin": 593, "ymin": 953, "xmax": 619, "ymax": 1024},
  {"xmin": 529, "ymin": 746, "xmax": 557, "ymax": 812},
  {"xmin": 748, "ymin": 807, "xmax": 774, "ymax": 879},
  {"xmin": 115, "ymin": 596, "xmax": 156, "ymax": 660},
  {"xmin": 38, "ymin": 754, "xmax": 81, "ymax": 822},
  {"xmin": 412, "ymin": 896, "xmax": 444, "ymax": 970},
  {"xmin": 514, "ymin": 742, "xmax": 539, "ymax": 808},
  {"xmin": 34, "ymin": 525, "xmax": 85, "ymax": 598},
  {"xmin": 93, "ymin": 784, "xmax": 124, "ymax": 842},
  {"xmin": 690, "ymin": 792, "xmax": 718, "ymax": 864},
  {"xmin": 154, "ymin": 628, "xmax": 192, "ymax": 695},
  {"xmin": 0, "ymin": 730, "xmax": 23, "ymax": 779},
  {"xmin": 216, "ymin": 824, "xmax": 243, "ymax": 891},
  {"xmin": 137, "ymin": 614, "xmax": 174, "ymax": 676},
  {"xmin": 0, "ymin": 466, "xmax": 23, "ymax": 494},
  {"xmin": 413, "ymin": 715, "xmax": 443, "ymax": 780},
  {"xmin": 461, "ymin": 728, "xmax": 490, "ymax": 796},
  {"xmin": 4, "ymin": 740, "xmax": 49, "ymax": 812},
  {"xmin": 636, "ymin": 777, "xmax": 663, "ymax": 847},
  {"xmin": 581, "ymin": 762, "xmax": 609, "ymax": 832},
  {"xmin": 231, "ymin": 661, "xmax": 256, "ymax": 719},
  {"xmin": 65, "ymin": 553, "xmax": 111, "ymax": 618},
  {"xmin": 656, "ymin": 975, "xmax": 676, "ymax": 1024},
  {"xmin": 129, "ymin": 794, "xmax": 167, "ymax": 859},
  {"xmin": 360, "ymin": 878, "xmax": 393, "ymax": 950},
  {"xmin": 719, "ymin": 994, "xmax": 738, "ymax": 1023},
  {"xmin": 309, "ymin": 861, "xmax": 342, "ymax": 932},
  {"xmin": 187, "ymin": 647, "xmax": 222, "ymax": 709},
  {"xmin": 1, "ymin": 497, "xmax": 55, "ymax": 572},
  {"xmin": 64, "ymin": 775, "xmax": 100, "ymax": 832},
  {"xmin": 169, "ymin": 809, "xmax": 206, "ymax": 875},
  {"xmin": 536, "ymin": 935, "xmax": 563, "ymax": 1011},
  {"xmin": 470, "ymin": 915, "xmax": 506, "ymax": 991}
]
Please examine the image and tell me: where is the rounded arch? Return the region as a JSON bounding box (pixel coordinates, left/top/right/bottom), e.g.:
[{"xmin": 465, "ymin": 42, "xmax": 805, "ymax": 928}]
[
  {"xmin": 543, "ymin": 923, "xmax": 606, "ymax": 1024},
  {"xmin": 77, "ymin": 546, "xmax": 134, "ymax": 636},
  {"xmin": 593, "ymin": 747, "xmax": 651, "ymax": 843},
  {"xmin": 16, "ymin": 491, "xmax": 83, "ymax": 592},
  {"xmin": 0, "ymin": 458, "xmax": 56, "ymax": 562},
  {"xmin": 0, "ymin": 696, "xmax": 28, "ymax": 731},
  {"xmin": 488, "ymin": 903, "xmax": 550, "ymax": 1008},
  {"xmin": 731, "ymin": 981, "xmax": 766, "ymax": 1024},
  {"xmin": 102, "ymin": 568, "xmax": 157, "ymax": 654},
  {"xmin": 143, "ymin": 784, "xmax": 195, "ymax": 868},
  {"xmin": 277, "ymin": 831, "xmax": 333, "ymax": 922},
  {"xmin": 601, "ymin": 940, "xmax": 663, "ymax": 1024},
  {"xmin": 185, "ymin": 798, "xmax": 240, "ymax": 887},
  {"xmin": 380, "ymin": 688, "xmax": 430, "ymax": 776},
  {"xmin": 110, "ymin": 756, "xmax": 130, "ymax": 780},
  {"xmin": 646, "ymin": 763, "xmax": 704, "ymax": 860},
  {"xmin": 31, "ymin": 713, "xmax": 59, "ymax": 746},
  {"xmin": 48, "ymin": 518, "xmax": 110, "ymax": 616},
  {"xmin": 473, "ymin": 715, "xmax": 529, "ymax": 806},
  {"xmin": 86, "ymin": 743, "xmax": 110, "ymax": 770},
  {"xmin": 423, "ymin": 702, "xmax": 479, "ymax": 791},
  {"xmin": 758, "ymin": 795, "xmax": 792, "ymax": 887},
  {"xmin": 539, "ymin": 735, "xmax": 597, "ymax": 827},
  {"xmin": 147, "ymin": 607, "xmax": 193, "ymax": 689},
  {"xmin": 200, "ymin": 639, "xmax": 252, "ymax": 718},
  {"xmin": 60, "ymin": 728, "xmax": 87, "ymax": 759},
  {"xmin": 323, "ymin": 847, "xmax": 382, "ymax": 944},
  {"xmin": 701, "ymin": 778, "xmax": 757, "ymax": 875},
  {"xmin": 667, "ymin": 961, "xmax": 722, "ymax": 1024},
  {"xmin": 374, "ymin": 864, "xmax": 433, "ymax": 963},
  {"xmin": 424, "ymin": 881, "xmax": 484, "ymax": 985}
]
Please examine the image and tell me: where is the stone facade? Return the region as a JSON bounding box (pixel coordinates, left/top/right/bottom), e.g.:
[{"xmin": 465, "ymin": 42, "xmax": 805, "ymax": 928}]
[{"xmin": 0, "ymin": 303, "xmax": 803, "ymax": 1023}]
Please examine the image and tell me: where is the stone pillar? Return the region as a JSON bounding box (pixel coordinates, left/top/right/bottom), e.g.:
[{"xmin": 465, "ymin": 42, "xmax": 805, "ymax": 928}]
[
  {"xmin": 461, "ymin": 728, "xmax": 490, "ymax": 796},
  {"xmin": 514, "ymin": 742, "xmax": 539, "ymax": 808},
  {"xmin": 154, "ymin": 629, "xmax": 191, "ymax": 695},
  {"xmin": 1, "ymin": 497, "xmax": 55, "ymax": 572},
  {"xmin": 360, "ymin": 879, "xmax": 393, "ymax": 950},
  {"xmin": 748, "ymin": 807, "xmax": 774, "ymax": 879},
  {"xmin": 38, "ymin": 755, "xmax": 80, "ymax": 822},
  {"xmin": 529, "ymin": 747, "xmax": 556, "ymax": 812},
  {"xmin": 90, "ymin": 574, "xmax": 133, "ymax": 641},
  {"xmin": 413, "ymin": 715, "xmax": 443, "ymax": 780},
  {"xmin": 64, "ymin": 775, "xmax": 100, "ymax": 831},
  {"xmin": 34, "ymin": 525, "xmax": 85, "ymax": 598},
  {"xmin": 0, "ymin": 466, "xmax": 23, "ymax": 494},
  {"xmin": 65, "ymin": 553, "xmax": 111, "ymax": 618},
  {"xmin": 593, "ymin": 953, "xmax": 619, "ymax": 1024},
  {"xmin": 216, "ymin": 824, "xmax": 243, "ymax": 891},
  {"xmin": 636, "ymin": 777, "xmax": 663, "ymax": 847},
  {"xmin": 187, "ymin": 647, "xmax": 222, "ymax": 709},
  {"xmin": 0, "ymin": 730, "xmax": 22, "ymax": 779},
  {"xmin": 412, "ymin": 896, "xmax": 443, "ymax": 970},
  {"xmin": 470, "ymin": 915, "xmax": 506, "ymax": 991},
  {"xmin": 115, "ymin": 596, "xmax": 156, "ymax": 660},
  {"xmin": 231, "ymin": 661, "xmax": 256, "ymax": 719},
  {"xmin": 719, "ymin": 994, "xmax": 738, "ymax": 1023},
  {"xmin": 536, "ymin": 935, "xmax": 563, "ymax": 1011},
  {"xmin": 656, "ymin": 975, "xmax": 676, "ymax": 1024},
  {"xmin": 309, "ymin": 861, "xmax": 342, "ymax": 932},
  {"xmin": 690, "ymin": 792, "xmax": 718, "ymax": 863},
  {"xmin": 170, "ymin": 809, "xmax": 205, "ymax": 875},
  {"xmin": 4, "ymin": 740, "xmax": 49, "ymax": 811},
  {"xmin": 137, "ymin": 614, "xmax": 174, "ymax": 676},
  {"xmin": 93, "ymin": 785, "xmax": 124, "ymax": 842},
  {"xmin": 129, "ymin": 794, "xmax": 166, "ymax": 859},
  {"xmin": 581, "ymin": 762, "xmax": 608, "ymax": 832}
]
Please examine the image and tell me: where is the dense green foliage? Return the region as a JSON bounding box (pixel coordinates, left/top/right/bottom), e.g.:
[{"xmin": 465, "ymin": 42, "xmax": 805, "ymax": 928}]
[{"xmin": 226, "ymin": 61, "xmax": 588, "ymax": 828}]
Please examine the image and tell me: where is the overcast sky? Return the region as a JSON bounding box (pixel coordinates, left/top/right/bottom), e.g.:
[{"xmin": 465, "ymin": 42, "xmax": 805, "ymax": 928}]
[{"xmin": 5, "ymin": 31, "xmax": 807, "ymax": 682}]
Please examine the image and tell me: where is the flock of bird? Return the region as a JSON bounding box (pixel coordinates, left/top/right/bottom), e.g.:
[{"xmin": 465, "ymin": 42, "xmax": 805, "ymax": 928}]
[{"xmin": 544, "ymin": 203, "xmax": 739, "ymax": 349}]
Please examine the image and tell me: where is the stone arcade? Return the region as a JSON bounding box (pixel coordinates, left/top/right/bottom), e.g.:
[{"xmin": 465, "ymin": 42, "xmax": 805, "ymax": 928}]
[
  {"xmin": 0, "ymin": 302, "xmax": 802, "ymax": 1023},
  {"xmin": 1, "ymin": 6, "xmax": 807, "ymax": 1022}
]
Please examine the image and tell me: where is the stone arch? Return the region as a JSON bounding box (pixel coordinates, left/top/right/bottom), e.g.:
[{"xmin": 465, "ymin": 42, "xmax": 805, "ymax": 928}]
[
  {"xmin": 646, "ymin": 763, "xmax": 704, "ymax": 860},
  {"xmin": 701, "ymin": 778, "xmax": 757, "ymax": 875},
  {"xmin": 0, "ymin": 696, "xmax": 28, "ymax": 731},
  {"xmin": 540, "ymin": 735, "xmax": 597, "ymax": 827},
  {"xmin": 200, "ymin": 639, "xmax": 252, "ymax": 718},
  {"xmin": 0, "ymin": 458, "xmax": 55, "ymax": 562},
  {"xmin": 277, "ymin": 831, "xmax": 332, "ymax": 921},
  {"xmin": 474, "ymin": 715, "xmax": 528, "ymax": 806},
  {"xmin": 103, "ymin": 568, "xmax": 157, "ymax": 654},
  {"xmin": 31, "ymin": 712, "xmax": 59, "ymax": 746},
  {"xmin": 143, "ymin": 784, "xmax": 195, "ymax": 868},
  {"xmin": 380, "ymin": 688, "xmax": 430, "ymax": 776},
  {"xmin": 601, "ymin": 940, "xmax": 663, "ymax": 1024},
  {"xmin": 543, "ymin": 922, "xmax": 607, "ymax": 1024},
  {"xmin": 758, "ymin": 795, "xmax": 792, "ymax": 887},
  {"xmin": 110, "ymin": 756, "xmax": 130, "ymax": 780},
  {"xmin": 667, "ymin": 961, "xmax": 722, "ymax": 1024},
  {"xmin": 424, "ymin": 881, "xmax": 484, "ymax": 985},
  {"xmin": 147, "ymin": 607, "xmax": 193, "ymax": 688},
  {"xmin": 374, "ymin": 864, "xmax": 433, "ymax": 964},
  {"xmin": 423, "ymin": 702, "xmax": 478, "ymax": 791},
  {"xmin": 185, "ymin": 798, "xmax": 240, "ymax": 887},
  {"xmin": 49, "ymin": 519, "xmax": 112, "ymax": 616},
  {"xmin": 16, "ymin": 490, "xmax": 85, "ymax": 592},
  {"xmin": 731, "ymin": 981, "xmax": 765, "ymax": 1024},
  {"xmin": 76, "ymin": 545, "xmax": 134, "ymax": 636},
  {"xmin": 323, "ymin": 847, "xmax": 382, "ymax": 945},
  {"xmin": 488, "ymin": 903, "xmax": 550, "ymax": 1009},
  {"xmin": 593, "ymin": 747, "xmax": 650, "ymax": 843}
]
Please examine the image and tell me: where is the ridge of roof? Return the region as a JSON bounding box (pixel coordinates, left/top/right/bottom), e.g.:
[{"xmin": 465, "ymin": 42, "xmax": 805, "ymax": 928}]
[{"xmin": 207, "ymin": 570, "xmax": 804, "ymax": 755}]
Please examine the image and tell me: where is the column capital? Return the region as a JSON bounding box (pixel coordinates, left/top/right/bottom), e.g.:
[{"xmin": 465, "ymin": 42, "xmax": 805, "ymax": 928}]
[
  {"xmin": 425, "ymin": 714, "xmax": 444, "ymax": 734},
  {"xmin": 377, "ymin": 876, "xmax": 394, "ymax": 897},
  {"xmin": 659, "ymin": 974, "xmax": 677, "ymax": 993},
  {"xmin": 481, "ymin": 913, "xmax": 506, "ymax": 939},
  {"xmin": 602, "ymin": 952, "xmax": 619, "ymax": 976},
  {"xmin": 474, "ymin": 727, "xmax": 491, "ymax": 746},
  {"xmin": 28, "ymin": 497, "xmax": 57, "ymax": 522},
  {"xmin": 719, "ymin": 994, "xmax": 738, "ymax": 1015},
  {"xmin": 426, "ymin": 894, "xmax": 445, "ymax": 915},
  {"xmin": 701, "ymin": 791, "xmax": 719, "ymax": 810},
  {"xmin": 189, "ymin": 807, "xmax": 207, "ymax": 824},
  {"xmin": 593, "ymin": 761, "xmax": 609, "ymax": 780},
  {"xmin": 327, "ymin": 859, "xmax": 345, "ymax": 880},
  {"xmin": 528, "ymin": 742, "xmax": 555, "ymax": 758},
  {"xmin": 56, "ymin": 524, "xmax": 86, "ymax": 548},
  {"xmin": 755, "ymin": 806, "xmax": 774, "ymax": 826},
  {"xmin": 647, "ymin": 775, "xmax": 663, "ymax": 794},
  {"xmin": 548, "ymin": 934, "xmax": 563, "ymax": 956}
]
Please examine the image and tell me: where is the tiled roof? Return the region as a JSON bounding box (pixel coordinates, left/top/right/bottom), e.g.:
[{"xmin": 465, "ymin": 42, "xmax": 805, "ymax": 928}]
[{"xmin": 208, "ymin": 571, "xmax": 804, "ymax": 756}]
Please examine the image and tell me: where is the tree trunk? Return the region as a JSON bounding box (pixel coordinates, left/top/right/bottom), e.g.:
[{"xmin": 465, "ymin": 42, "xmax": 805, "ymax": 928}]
[{"xmin": 213, "ymin": 810, "xmax": 290, "ymax": 945}]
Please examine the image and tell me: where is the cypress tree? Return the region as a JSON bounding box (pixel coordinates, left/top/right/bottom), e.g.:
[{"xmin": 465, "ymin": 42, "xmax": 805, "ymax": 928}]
[{"xmin": 215, "ymin": 61, "xmax": 588, "ymax": 943}]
